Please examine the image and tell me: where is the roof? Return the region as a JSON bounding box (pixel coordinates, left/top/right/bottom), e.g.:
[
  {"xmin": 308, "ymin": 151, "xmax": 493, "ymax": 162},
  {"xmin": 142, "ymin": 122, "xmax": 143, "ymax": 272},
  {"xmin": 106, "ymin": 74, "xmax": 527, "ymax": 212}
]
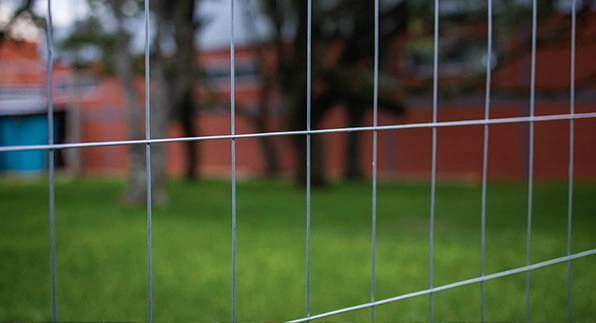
[
  {"xmin": 0, "ymin": 39, "xmax": 45, "ymax": 85},
  {"xmin": 0, "ymin": 39, "xmax": 48, "ymax": 116}
]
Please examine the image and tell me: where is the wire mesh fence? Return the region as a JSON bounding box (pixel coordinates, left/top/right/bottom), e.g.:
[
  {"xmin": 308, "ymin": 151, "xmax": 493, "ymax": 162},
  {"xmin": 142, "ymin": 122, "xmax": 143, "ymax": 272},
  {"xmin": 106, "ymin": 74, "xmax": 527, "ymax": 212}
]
[{"xmin": 1, "ymin": 0, "xmax": 595, "ymax": 322}]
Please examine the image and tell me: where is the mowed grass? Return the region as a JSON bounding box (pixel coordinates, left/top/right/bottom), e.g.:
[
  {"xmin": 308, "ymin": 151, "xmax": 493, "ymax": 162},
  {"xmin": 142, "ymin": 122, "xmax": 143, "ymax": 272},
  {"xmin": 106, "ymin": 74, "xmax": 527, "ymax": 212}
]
[{"xmin": 0, "ymin": 177, "xmax": 595, "ymax": 322}]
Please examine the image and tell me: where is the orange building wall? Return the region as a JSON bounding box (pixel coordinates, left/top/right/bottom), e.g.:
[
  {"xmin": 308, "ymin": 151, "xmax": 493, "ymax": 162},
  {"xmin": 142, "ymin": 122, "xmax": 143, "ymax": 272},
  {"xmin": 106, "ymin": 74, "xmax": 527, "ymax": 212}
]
[{"xmin": 77, "ymin": 97, "xmax": 596, "ymax": 182}]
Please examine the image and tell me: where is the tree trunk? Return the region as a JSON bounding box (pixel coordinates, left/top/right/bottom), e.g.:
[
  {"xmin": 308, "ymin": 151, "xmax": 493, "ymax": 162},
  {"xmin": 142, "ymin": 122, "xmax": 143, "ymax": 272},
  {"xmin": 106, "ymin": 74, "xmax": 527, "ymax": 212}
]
[
  {"xmin": 111, "ymin": 12, "xmax": 146, "ymax": 204},
  {"xmin": 255, "ymin": 70, "xmax": 280, "ymax": 177},
  {"xmin": 241, "ymin": 1, "xmax": 280, "ymax": 177},
  {"xmin": 169, "ymin": 0, "xmax": 200, "ymax": 181},
  {"xmin": 256, "ymin": 114, "xmax": 280, "ymax": 178},
  {"xmin": 148, "ymin": 49, "xmax": 169, "ymax": 205},
  {"xmin": 344, "ymin": 104, "xmax": 364, "ymax": 180},
  {"xmin": 291, "ymin": 131, "xmax": 326, "ymax": 187},
  {"xmin": 178, "ymin": 90, "xmax": 198, "ymax": 180},
  {"xmin": 108, "ymin": 0, "xmax": 167, "ymax": 205},
  {"xmin": 288, "ymin": 81, "xmax": 334, "ymax": 187},
  {"xmin": 66, "ymin": 69, "xmax": 82, "ymax": 178},
  {"xmin": 287, "ymin": 1, "xmax": 326, "ymax": 187}
]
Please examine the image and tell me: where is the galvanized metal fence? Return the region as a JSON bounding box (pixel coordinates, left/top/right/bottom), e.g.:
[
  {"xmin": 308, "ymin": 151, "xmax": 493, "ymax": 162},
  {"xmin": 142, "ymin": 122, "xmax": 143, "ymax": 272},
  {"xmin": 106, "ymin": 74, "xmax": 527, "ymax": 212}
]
[{"xmin": 1, "ymin": 0, "xmax": 596, "ymax": 322}]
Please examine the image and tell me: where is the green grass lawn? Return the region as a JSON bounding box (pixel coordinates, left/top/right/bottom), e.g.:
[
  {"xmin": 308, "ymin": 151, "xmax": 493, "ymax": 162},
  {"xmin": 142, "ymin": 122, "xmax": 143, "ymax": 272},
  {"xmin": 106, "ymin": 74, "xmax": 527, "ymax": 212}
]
[{"xmin": 0, "ymin": 177, "xmax": 595, "ymax": 322}]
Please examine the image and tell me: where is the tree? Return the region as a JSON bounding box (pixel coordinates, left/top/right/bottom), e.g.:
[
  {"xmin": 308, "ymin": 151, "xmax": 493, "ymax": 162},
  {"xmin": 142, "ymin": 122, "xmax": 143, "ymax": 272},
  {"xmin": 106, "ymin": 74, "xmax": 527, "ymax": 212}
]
[
  {"xmin": 0, "ymin": 0, "xmax": 163, "ymax": 203},
  {"xmin": 59, "ymin": 0, "xmax": 203, "ymax": 204},
  {"xmin": 3, "ymin": 0, "xmax": 210, "ymax": 203},
  {"xmin": 63, "ymin": 0, "xmax": 199, "ymax": 204},
  {"xmin": 108, "ymin": 0, "xmax": 202, "ymax": 203},
  {"xmin": 239, "ymin": 1, "xmax": 281, "ymax": 177},
  {"xmin": 254, "ymin": 0, "xmax": 408, "ymax": 185},
  {"xmin": 399, "ymin": 0, "xmax": 596, "ymax": 95},
  {"xmin": 0, "ymin": 0, "xmax": 44, "ymax": 43},
  {"xmin": 157, "ymin": 0, "xmax": 202, "ymax": 181},
  {"xmin": 100, "ymin": 0, "xmax": 169, "ymax": 205},
  {"xmin": 252, "ymin": 0, "xmax": 596, "ymax": 185}
]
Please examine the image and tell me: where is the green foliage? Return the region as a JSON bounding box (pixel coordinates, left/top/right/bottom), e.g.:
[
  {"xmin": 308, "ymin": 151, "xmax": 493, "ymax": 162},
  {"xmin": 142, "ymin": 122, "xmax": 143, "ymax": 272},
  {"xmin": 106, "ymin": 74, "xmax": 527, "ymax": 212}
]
[
  {"xmin": 59, "ymin": 15, "xmax": 117, "ymax": 70},
  {"xmin": 0, "ymin": 177, "xmax": 594, "ymax": 322},
  {"xmin": 57, "ymin": 0, "xmax": 146, "ymax": 74}
]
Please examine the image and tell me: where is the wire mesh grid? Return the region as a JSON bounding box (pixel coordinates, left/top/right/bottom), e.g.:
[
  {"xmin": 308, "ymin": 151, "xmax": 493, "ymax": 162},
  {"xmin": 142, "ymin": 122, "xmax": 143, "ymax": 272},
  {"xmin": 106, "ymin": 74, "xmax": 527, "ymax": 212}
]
[{"xmin": 0, "ymin": 0, "xmax": 595, "ymax": 322}]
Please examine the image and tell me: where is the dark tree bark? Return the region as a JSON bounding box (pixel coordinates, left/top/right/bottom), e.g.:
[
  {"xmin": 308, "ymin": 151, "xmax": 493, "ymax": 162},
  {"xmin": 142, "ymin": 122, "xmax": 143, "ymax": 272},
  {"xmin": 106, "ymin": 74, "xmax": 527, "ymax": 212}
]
[
  {"xmin": 287, "ymin": 0, "xmax": 329, "ymax": 187},
  {"xmin": 177, "ymin": 89, "xmax": 199, "ymax": 180},
  {"xmin": 255, "ymin": 75, "xmax": 280, "ymax": 177},
  {"xmin": 344, "ymin": 103, "xmax": 365, "ymax": 180},
  {"xmin": 239, "ymin": 2, "xmax": 280, "ymax": 177},
  {"xmin": 288, "ymin": 77, "xmax": 337, "ymax": 187},
  {"xmin": 166, "ymin": 0, "xmax": 200, "ymax": 181}
]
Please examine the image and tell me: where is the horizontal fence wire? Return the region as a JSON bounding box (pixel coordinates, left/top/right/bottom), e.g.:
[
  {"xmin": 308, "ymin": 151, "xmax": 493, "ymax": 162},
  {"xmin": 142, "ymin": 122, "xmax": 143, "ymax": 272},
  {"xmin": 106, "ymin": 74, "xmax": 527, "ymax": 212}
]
[
  {"xmin": 284, "ymin": 249, "xmax": 596, "ymax": 323},
  {"xmin": 2, "ymin": 113, "xmax": 595, "ymax": 153}
]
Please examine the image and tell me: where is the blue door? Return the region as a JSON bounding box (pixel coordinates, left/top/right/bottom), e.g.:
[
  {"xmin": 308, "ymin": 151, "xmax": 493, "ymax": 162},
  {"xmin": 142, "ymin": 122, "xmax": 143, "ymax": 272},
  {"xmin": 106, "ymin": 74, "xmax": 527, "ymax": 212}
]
[{"xmin": 0, "ymin": 114, "xmax": 58, "ymax": 174}]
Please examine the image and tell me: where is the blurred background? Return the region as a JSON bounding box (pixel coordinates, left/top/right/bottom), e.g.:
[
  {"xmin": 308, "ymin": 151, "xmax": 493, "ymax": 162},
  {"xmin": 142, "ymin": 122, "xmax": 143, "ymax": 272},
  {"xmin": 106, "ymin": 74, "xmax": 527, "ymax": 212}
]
[{"xmin": 1, "ymin": 0, "xmax": 596, "ymax": 202}]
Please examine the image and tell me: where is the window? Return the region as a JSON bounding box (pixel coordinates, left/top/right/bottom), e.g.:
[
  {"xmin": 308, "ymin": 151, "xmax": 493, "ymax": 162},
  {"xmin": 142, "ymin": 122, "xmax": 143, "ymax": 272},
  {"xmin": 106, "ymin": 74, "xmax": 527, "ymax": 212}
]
[{"xmin": 404, "ymin": 41, "xmax": 499, "ymax": 76}]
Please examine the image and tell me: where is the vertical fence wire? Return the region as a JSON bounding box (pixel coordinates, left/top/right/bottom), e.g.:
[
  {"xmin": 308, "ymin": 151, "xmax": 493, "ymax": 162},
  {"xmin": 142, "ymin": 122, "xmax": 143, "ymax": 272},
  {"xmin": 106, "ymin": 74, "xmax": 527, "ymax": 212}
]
[
  {"xmin": 480, "ymin": 1, "xmax": 493, "ymax": 322},
  {"xmin": 525, "ymin": 1, "xmax": 538, "ymax": 322},
  {"xmin": 370, "ymin": 0, "xmax": 380, "ymax": 322},
  {"xmin": 429, "ymin": 0, "xmax": 440, "ymax": 321},
  {"xmin": 45, "ymin": 1, "xmax": 57, "ymax": 321},
  {"xmin": 305, "ymin": 0, "xmax": 313, "ymax": 319},
  {"xmin": 143, "ymin": 0, "xmax": 153, "ymax": 322},
  {"xmin": 230, "ymin": 0, "xmax": 237, "ymax": 321},
  {"xmin": 567, "ymin": 1, "xmax": 577, "ymax": 322}
]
